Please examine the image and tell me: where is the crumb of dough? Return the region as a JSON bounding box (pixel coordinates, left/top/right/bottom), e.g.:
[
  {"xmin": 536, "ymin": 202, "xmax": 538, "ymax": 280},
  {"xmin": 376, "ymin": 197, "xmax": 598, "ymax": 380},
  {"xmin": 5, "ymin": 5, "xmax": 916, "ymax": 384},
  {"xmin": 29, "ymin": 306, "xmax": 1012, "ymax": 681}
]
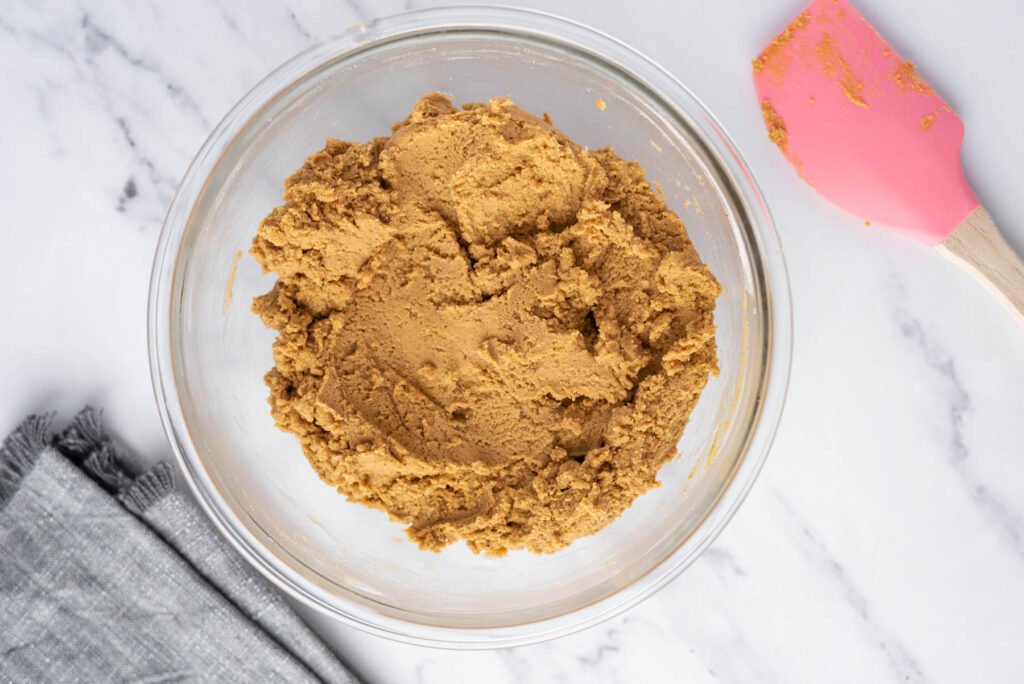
[
  {"xmin": 893, "ymin": 60, "xmax": 934, "ymax": 96},
  {"xmin": 251, "ymin": 93, "xmax": 721, "ymax": 555},
  {"xmin": 815, "ymin": 33, "xmax": 868, "ymax": 108},
  {"xmin": 752, "ymin": 10, "xmax": 810, "ymax": 73},
  {"xmin": 595, "ymin": 97, "xmax": 607, "ymax": 111},
  {"xmin": 760, "ymin": 98, "xmax": 788, "ymax": 154}
]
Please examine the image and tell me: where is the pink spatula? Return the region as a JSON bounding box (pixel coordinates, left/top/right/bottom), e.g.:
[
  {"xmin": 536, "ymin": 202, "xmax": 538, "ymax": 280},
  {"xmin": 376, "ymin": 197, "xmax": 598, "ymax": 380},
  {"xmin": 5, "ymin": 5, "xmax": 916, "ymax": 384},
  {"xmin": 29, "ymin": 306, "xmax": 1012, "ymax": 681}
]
[{"xmin": 753, "ymin": 0, "xmax": 1024, "ymax": 325}]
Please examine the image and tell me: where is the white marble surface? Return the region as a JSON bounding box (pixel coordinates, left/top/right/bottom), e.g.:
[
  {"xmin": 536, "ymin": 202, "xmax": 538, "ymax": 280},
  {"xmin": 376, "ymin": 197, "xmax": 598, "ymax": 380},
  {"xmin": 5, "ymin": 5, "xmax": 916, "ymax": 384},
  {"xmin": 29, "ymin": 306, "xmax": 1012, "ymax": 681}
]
[{"xmin": 3, "ymin": 0, "xmax": 1024, "ymax": 681}]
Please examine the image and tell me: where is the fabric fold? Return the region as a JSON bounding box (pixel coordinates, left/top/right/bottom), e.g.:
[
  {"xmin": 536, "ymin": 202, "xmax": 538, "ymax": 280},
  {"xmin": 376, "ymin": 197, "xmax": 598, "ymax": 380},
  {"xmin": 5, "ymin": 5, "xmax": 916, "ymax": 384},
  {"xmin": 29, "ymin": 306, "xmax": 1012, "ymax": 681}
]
[{"xmin": 0, "ymin": 408, "xmax": 359, "ymax": 684}]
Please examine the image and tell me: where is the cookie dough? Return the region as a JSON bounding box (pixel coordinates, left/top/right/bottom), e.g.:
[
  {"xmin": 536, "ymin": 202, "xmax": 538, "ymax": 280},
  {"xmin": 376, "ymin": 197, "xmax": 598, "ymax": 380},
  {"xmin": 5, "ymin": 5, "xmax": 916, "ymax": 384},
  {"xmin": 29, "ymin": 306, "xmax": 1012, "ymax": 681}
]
[{"xmin": 251, "ymin": 94, "xmax": 721, "ymax": 555}]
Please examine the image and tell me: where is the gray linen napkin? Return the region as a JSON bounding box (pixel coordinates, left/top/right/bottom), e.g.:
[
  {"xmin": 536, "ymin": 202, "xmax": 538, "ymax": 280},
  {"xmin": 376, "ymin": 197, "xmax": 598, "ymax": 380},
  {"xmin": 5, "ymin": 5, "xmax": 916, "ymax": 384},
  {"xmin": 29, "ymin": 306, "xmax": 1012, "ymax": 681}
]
[{"xmin": 0, "ymin": 408, "xmax": 359, "ymax": 684}]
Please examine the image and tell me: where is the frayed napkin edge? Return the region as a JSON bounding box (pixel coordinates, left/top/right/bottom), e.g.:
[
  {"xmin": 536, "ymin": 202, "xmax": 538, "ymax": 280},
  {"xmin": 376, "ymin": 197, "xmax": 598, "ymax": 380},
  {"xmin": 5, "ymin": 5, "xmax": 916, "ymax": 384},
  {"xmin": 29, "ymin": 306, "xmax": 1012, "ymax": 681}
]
[
  {"xmin": 0, "ymin": 413, "xmax": 53, "ymax": 511},
  {"xmin": 0, "ymin": 408, "xmax": 175, "ymax": 516}
]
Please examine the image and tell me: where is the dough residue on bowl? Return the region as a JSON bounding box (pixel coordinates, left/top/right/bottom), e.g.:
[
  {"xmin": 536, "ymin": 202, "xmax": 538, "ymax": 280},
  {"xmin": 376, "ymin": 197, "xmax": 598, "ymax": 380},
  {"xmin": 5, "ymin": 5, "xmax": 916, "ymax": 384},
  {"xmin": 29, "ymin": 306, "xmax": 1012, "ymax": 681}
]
[{"xmin": 251, "ymin": 93, "xmax": 721, "ymax": 555}]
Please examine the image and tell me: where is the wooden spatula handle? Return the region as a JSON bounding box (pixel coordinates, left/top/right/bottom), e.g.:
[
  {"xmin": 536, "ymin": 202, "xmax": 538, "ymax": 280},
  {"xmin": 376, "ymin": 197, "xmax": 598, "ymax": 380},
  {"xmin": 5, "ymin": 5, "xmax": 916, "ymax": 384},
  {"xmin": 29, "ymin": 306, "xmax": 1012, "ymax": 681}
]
[{"xmin": 936, "ymin": 206, "xmax": 1024, "ymax": 326}]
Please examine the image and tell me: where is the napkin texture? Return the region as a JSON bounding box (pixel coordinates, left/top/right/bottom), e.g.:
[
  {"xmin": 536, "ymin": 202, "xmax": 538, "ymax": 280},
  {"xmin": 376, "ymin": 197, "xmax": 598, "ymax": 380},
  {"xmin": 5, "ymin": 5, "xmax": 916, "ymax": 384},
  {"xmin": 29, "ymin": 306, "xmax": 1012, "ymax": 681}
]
[{"xmin": 0, "ymin": 408, "xmax": 358, "ymax": 684}]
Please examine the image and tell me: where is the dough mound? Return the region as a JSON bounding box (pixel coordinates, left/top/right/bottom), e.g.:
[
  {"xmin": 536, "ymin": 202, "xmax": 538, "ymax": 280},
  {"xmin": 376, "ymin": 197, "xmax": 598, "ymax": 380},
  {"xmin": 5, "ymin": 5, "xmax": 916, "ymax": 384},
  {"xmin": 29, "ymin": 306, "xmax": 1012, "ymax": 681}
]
[{"xmin": 251, "ymin": 94, "xmax": 720, "ymax": 555}]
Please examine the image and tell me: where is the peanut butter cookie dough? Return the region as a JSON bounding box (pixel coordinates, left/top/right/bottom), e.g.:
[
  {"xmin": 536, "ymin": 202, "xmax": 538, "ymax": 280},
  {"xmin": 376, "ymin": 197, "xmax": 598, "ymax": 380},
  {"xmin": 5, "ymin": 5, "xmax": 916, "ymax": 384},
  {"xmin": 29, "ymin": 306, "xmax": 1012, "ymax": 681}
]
[{"xmin": 251, "ymin": 94, "xmax": 721, "ymax": 555}]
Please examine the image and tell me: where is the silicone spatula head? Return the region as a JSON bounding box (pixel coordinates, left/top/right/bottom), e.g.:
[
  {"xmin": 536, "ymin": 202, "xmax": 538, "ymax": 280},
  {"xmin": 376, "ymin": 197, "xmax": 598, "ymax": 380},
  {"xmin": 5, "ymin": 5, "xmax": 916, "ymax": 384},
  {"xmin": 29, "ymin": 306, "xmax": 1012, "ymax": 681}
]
[{"xmin": 752, "ymin": 0, "xmax": 979, "ymax": 246}]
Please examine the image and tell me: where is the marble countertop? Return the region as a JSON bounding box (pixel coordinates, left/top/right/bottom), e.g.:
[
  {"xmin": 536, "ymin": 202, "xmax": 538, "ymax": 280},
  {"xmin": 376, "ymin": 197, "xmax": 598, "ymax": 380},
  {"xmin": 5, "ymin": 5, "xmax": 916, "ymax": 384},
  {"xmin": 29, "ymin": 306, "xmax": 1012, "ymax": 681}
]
[{"xmin": 3, "ymin": 1, "xmax": 1023, "ymax": 681}]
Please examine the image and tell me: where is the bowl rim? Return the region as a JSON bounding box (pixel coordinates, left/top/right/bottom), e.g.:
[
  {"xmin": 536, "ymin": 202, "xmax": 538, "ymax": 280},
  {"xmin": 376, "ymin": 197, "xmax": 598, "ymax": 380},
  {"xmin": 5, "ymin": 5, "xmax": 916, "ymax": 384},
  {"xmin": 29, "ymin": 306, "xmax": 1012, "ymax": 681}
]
[{"xmin": 148, "ymin": 4, "xmax": 792, "ymax": 649}]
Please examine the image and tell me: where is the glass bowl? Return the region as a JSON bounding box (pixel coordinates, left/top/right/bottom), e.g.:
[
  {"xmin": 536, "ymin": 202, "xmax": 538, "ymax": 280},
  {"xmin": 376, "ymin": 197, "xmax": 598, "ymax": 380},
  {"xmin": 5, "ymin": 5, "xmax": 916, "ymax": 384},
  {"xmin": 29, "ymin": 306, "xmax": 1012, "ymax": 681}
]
[{"xmin": 148, "ymin": 6, "xmax": 791, "ymax": 648}]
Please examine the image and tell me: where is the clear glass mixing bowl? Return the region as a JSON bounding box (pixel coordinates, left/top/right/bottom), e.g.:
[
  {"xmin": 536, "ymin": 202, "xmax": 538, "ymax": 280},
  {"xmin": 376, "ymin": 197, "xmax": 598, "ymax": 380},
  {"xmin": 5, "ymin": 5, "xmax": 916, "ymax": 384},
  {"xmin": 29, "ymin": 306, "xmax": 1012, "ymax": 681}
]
[{"xmin": 149, "ymin": 6, "xmax": 791, "ymax": 648}]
